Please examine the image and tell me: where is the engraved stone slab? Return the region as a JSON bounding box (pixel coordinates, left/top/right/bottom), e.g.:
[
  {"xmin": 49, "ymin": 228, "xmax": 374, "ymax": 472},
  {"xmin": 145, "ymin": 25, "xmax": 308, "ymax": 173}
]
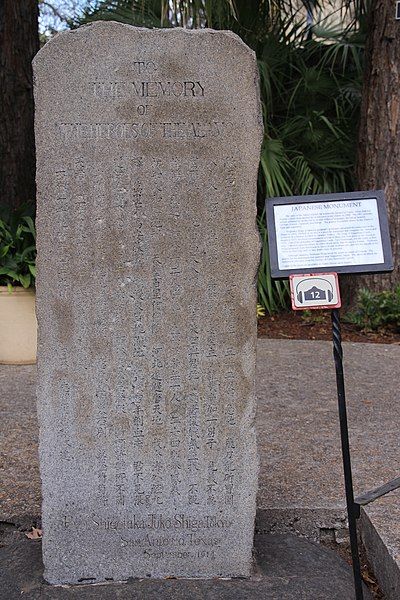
[{"xmin": 34, "ymin": 21, "xmax": 263, "ymax": 584}]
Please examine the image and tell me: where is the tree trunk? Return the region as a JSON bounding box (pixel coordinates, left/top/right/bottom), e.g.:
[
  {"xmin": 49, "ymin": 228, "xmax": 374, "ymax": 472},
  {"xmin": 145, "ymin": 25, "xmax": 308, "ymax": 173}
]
[
  {"xmin": 0, "ymin": 0, "xmax": 39, "ymax": 211},
  {"xmin": 344, "ymin": 0, "xmax": 400, "ymax": 306}
]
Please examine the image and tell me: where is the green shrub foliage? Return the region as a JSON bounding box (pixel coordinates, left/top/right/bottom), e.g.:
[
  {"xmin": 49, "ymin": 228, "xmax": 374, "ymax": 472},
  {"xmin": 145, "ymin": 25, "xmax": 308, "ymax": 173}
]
[
  {"xmin": 0, "ymin": 207, "xmax": 36, "ymax": 290},
  {"xmin": 345, "ymin": 287, "xmax": 400, "ymax": 331}
]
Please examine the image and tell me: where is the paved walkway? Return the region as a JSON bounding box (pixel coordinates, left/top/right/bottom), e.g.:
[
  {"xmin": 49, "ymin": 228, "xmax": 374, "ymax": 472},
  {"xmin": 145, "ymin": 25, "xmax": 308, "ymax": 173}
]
[
  {"xmin": 256, "ymin": 340, "xmax": 400, "ymax": 599},
  {"xmin": 1, "ymin": 339, "xmax": 399, "ymax": 597}
]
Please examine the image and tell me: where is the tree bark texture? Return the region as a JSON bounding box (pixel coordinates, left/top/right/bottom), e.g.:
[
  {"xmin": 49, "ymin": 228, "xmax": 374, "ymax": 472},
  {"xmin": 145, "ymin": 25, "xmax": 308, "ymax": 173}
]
[
  {"xmin": 347, "ymin": 0, "xmax": 400, "ymax": 303},
  {"xmin": 0, "ymin": 0, "xmax": 39, "ymax": 210}
]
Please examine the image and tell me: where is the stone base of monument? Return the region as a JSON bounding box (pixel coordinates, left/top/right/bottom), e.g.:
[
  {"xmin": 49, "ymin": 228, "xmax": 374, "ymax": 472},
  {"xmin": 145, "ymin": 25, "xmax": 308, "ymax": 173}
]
[{"xmin": 0, "ymin": 531, "xmax": 371, "ymax": 599}]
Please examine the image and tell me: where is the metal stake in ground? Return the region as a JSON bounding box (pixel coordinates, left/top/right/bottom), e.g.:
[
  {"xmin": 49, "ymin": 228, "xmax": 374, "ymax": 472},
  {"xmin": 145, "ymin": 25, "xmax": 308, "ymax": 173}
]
[{"xmin": 331, "ymin": 308, "xmax": 364, "ymax": 600}]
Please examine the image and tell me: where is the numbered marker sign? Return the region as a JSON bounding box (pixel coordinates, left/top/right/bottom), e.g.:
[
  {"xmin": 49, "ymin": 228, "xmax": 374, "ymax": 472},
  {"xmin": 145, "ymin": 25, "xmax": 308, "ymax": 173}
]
[{"xmin": 290, "ymin": 273, "xmax": 341, "ymax": 310}]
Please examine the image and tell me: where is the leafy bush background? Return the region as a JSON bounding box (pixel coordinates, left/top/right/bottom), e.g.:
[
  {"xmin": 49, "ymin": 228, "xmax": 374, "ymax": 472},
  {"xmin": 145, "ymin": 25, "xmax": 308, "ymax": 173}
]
[
  {"xmin": 0, "ymin": 206, "xmax": 36, "ymax": 290},
  {"xmin": 345, "ymin": 287, "xmax": 400, "ymax": 331}
]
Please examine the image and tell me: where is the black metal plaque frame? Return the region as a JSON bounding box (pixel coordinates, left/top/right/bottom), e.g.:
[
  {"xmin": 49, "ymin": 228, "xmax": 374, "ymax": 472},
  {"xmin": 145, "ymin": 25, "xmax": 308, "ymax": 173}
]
[{"xmin": 266, "ymin": 190, "xmax": 393, "ymax": 279}]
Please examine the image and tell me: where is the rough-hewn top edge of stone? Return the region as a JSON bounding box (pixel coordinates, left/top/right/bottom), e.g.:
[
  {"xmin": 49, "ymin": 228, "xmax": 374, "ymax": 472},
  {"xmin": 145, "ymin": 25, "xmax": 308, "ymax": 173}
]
[{"xmin": 33, "ymin": 20, "xmax": 256, "ymax": 67}]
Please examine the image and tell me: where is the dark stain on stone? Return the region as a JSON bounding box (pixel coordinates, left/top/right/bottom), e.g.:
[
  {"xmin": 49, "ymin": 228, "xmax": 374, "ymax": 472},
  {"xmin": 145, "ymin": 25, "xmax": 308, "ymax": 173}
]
[{"xmin": 52, "ymin": 300, "xmax": 75, "ymax": 344}]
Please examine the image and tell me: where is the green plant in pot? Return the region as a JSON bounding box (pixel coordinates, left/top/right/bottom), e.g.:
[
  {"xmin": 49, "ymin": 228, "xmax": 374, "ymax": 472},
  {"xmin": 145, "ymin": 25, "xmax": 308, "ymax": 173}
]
[{"xmin": 0, "ymin": 206, "xmax": 37, "ymax": 364}]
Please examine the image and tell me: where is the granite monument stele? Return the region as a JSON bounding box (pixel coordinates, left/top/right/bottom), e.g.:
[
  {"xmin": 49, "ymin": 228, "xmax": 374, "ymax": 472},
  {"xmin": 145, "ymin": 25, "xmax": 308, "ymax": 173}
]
[{"xmin": 33, "ymin": 21, "xmax": 263, "ymax": 584}]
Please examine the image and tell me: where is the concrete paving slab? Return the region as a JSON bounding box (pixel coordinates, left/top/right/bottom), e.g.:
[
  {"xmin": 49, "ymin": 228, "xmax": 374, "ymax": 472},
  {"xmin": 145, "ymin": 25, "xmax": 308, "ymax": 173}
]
[
  {"xmin": 0, "ymin": 531, "xmax": 371, "ymax": 599},
  {"xmin": 0, "ymin": 365, "xmax": 39, "ymax": 527},
  {"xmin": 256, "ymin": 339, "xmax": 400, "ymax": 535}
]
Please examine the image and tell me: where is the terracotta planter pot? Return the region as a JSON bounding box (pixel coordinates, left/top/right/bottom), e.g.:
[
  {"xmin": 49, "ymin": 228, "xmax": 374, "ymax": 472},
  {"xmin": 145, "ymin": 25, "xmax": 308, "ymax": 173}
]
[{"xmin": 0, "ymin": 286, "xmax": 37, "ymax": 364}]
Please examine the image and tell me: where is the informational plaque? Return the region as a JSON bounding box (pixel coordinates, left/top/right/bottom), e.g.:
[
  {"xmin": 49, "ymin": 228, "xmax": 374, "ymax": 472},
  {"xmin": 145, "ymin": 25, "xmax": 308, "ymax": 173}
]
[{"xmin": 266, "ymin": 191, "xmax": 393, "ymax": 278}]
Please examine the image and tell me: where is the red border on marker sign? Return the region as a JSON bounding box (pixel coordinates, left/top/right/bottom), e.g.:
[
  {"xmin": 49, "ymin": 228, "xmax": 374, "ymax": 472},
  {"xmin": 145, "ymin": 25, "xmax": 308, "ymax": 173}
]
[{"xmin": 289, "ymin": 272, "xmax": 341, "ymax": 311}]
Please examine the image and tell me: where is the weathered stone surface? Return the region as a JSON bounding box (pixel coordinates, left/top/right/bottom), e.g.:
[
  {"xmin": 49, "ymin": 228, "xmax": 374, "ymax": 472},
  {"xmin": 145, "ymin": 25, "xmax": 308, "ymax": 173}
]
[{"xmin": 33, "ymin": 22, "xmax": 262, "ymax": 584}]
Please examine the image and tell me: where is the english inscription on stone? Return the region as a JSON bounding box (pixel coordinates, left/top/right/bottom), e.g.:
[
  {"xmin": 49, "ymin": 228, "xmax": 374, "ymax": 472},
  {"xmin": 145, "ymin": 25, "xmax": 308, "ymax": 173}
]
[{"xmin": 34, "ymin": 21, "xmax": 263, "ymax": 584}]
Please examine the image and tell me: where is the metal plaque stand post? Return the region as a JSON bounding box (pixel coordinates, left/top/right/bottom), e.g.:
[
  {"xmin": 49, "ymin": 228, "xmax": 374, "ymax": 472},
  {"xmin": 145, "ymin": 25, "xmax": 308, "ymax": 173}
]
[
  {"xmin": 265, "ymin": 190, "xmax": 397, "ymax": 600},
  {"xmin": 331, "ymin": 308, "xmax": 364, "ymax": 600}
]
